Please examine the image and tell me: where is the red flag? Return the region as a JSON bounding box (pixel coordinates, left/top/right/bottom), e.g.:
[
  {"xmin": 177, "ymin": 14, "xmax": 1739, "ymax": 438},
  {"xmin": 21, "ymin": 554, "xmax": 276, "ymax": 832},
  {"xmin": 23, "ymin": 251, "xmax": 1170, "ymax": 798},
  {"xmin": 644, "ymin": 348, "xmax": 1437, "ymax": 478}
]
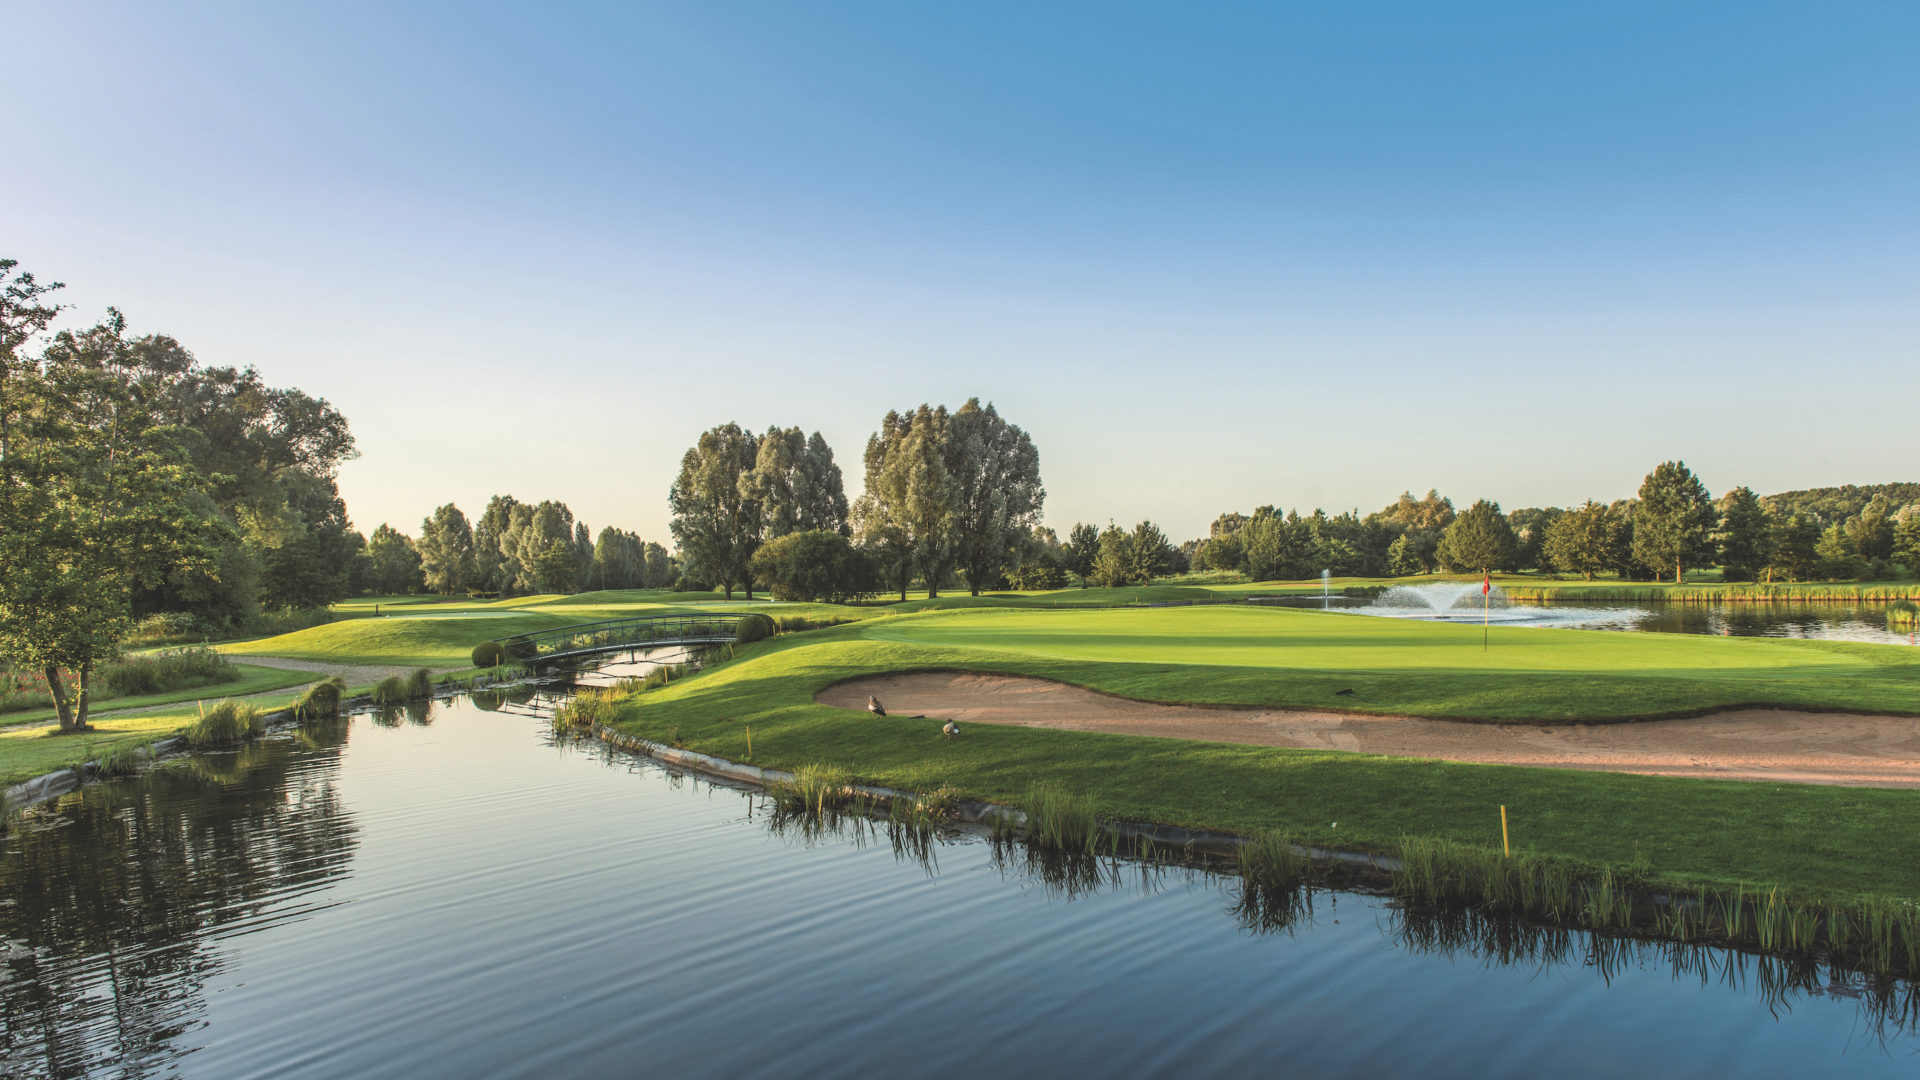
[{"xmin": 1482, "ymin": 573, "xmax": 1491, "ymax": 596}]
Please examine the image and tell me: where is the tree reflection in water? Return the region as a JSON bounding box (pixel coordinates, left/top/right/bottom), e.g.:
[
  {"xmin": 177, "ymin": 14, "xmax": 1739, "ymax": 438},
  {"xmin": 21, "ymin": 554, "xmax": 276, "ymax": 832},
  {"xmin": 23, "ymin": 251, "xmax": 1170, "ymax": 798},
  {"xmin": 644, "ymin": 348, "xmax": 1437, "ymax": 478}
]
[{"xmin": 0, "ymin": 733, "xmax": 359, "ymax": 1079}]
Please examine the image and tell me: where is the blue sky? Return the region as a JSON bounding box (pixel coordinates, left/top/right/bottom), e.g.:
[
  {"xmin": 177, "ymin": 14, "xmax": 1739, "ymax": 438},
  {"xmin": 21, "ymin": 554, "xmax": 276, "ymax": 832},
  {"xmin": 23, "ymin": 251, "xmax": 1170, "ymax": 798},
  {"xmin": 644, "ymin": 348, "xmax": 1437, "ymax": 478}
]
[{"xmin": 10, "ymin": 2, "xmax": 1917, "ymax": 544}]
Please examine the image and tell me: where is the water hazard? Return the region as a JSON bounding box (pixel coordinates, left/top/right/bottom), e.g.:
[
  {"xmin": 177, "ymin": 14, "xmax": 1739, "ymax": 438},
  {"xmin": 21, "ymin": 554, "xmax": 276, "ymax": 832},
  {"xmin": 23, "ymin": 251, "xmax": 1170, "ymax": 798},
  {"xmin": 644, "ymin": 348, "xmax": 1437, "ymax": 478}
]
[
  {"xmin": 3, "ymin": 673, "xmax": 1916, "ymax": 1077},
  {"xmin": 1269, "ymin": 584, "xmax": 1917, "ymax": 646}
]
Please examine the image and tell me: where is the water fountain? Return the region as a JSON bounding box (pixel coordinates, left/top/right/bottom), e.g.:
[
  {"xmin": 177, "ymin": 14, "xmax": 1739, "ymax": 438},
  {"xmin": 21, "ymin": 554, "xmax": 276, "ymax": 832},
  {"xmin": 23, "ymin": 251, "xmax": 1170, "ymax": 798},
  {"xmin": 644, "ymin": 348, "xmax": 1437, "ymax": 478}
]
[{"xmin": 1360, "ymin": 581, "xmax": 1645, "ymax": 629}]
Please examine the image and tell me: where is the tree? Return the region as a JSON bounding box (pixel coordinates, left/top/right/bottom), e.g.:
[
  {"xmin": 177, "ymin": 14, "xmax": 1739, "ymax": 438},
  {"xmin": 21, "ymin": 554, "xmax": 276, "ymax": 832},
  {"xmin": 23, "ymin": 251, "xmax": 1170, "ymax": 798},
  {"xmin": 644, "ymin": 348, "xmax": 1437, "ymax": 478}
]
[
  {"xmin": 1435, "ymin": 499, "xmax": 1518, "ymax": 574},
  {"xmin": 642, "ymin": 542, "xmax": 675, "ymax": 589},
  {"xmin": 417, "ymin": 503, "xmax": 476, "ymax": 595},
  {"xmin": 748, "ymin": 530, "xmax": 873, "ymax": 601},
  {"xmin": 668, "ymin": 423, "xmax": 763, "ymax": 599},
  {"xmin": 472, "ymin": 495, "xmax": 520, "ymax": 595},
  {"xmin": 1846, "ymin": 496, "xmax": 1896, "ymax": 564},
  {"xmin": 0, "ymin": 302, "xmax": 225, "ymax": 730},
  {"xmin": 1632, "ymin": 461, "xmax": 1715, "ymax": 583},
  {"xmin": 856, "ymin": 406, "xmax": 956, "ymax": 598},
  {"xmin": 1543, "ymin": 500, "xmax": 1626, "ymax": 581},
  {"xmin": 1192, "ymin": 531, "xmax": 1245, "ymax": 574},
  {"xmin": 943, "ymin": 399, "xmax": 1045, "ymax": 595},
  {"xmin": 745, "ymin": 427, "xmax": 849, "ymax": 538},
  {"xmin": 590, "ymin": 528, "xmax": 649, "ymax": 590},
  {"xmin": 1760, "ymin": 513, "xmax": 1819, "ymax": 583},
  {"xmin": 1367, "ymin": 490, "xmax": 1454, "ymax": 575},
  {"xmin": 1895, "ymin": 506, "xmax": 1920, "ymax": 577},
  {"xmin": 1507, "ymin": 507, "xmax": 1563, "ymax": 572},
  {"xmin": 1007, "ymin": 527, "xmax": 1069, "ymax": 590},
  {"xmin": 364, "ymin": 524, "xmax": 425, "ymax": 594},
  {"xmin": 1063, "ymin": 522, "xmax": 1101, "ymax": 586},
  {"xmin": 1814, "ymin": 524, "xmax": 1868, "ymax": 581},
  {"xmin": 1713, "ymin": 487, "xmax": 1769, "ymax": 583}
]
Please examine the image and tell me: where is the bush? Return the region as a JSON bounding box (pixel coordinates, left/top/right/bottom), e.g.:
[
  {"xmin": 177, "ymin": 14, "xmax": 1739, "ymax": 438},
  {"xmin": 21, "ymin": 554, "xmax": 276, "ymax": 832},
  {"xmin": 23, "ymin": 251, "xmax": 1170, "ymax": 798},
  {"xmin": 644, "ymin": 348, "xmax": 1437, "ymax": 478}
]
[
  {"xmin": 99, "ymin": 647, "xmax": 238, "ymax": 698},
  {"xmin": 406, "ymin": 668, "xmax": 435, "ymax": 700},
  {"xmin": 185, "ymin": 701, "xmax": 263, "ymax": 748},
  {"xmin": 734, "ymin": 613, "xmax": 777, "ymax": 644},
  {"xmin": 471, "ymin": 641, "xmax": 508, "ymax": 668}
]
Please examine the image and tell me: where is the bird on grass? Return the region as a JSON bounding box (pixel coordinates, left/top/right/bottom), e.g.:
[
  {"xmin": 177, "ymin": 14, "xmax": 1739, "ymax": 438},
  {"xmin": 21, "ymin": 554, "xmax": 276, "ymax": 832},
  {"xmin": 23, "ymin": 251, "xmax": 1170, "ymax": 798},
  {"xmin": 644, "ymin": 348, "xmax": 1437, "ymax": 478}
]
[
  {"xmin": 942, "ymin": 720, "xmax": 959, "ymax": 740},
  {"xmin": 868, "ymin": 695, "xmax": 886, "ymax": 718}
]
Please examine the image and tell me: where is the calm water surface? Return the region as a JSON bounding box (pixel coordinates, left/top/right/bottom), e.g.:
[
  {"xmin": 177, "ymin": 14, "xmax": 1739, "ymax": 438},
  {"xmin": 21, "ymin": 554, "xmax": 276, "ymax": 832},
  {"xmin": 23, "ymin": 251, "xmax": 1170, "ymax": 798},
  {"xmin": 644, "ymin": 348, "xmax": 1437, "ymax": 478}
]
[
  {"xmin": 1281, "ymin": 595, "xmax": 1917, "ymax": 645},
  {"xmin": 3, "ymin": 677, "xmax": 1916, "ymax": 1078}
]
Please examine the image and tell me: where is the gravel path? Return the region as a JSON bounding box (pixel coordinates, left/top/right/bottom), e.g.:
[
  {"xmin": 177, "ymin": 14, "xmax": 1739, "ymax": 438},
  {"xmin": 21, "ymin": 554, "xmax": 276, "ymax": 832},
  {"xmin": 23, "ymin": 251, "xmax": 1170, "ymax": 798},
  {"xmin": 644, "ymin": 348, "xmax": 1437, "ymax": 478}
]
[{"xmin": 819, "ymin": 672, "xmax": 1920, "ymax": 788}]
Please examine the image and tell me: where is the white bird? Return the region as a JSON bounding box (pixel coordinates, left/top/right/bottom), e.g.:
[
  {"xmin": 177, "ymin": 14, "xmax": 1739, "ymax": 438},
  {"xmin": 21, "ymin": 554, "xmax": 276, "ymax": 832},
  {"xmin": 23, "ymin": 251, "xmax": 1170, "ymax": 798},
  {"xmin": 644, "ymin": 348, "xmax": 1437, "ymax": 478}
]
[
  {"xmin": 867, "ymin": 695, "xmax": 886, "ymax": 718},
  {"xmin": 942, "ymin": 720, "xmax": 959, "ymax": 739}
]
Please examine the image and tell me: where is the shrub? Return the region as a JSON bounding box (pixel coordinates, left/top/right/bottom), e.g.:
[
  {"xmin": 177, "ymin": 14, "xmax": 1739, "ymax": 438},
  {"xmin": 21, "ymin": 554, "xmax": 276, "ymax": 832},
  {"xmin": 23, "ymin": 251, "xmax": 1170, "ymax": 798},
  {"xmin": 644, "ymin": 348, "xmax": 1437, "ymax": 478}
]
[
  {"xmin": 185, "ymin": 700, "xmax": 263, "ymax": 748},
  {"xmin": 99, "ymin": 647, "xmax": 238, "ymax": 698},
  {"xmin": 734, "ymin": 613, "xmax": 777, "ymax": 644},
  {"xmin": 1890, "ymin": 600, "xmax": 1919, "ymax": 630},
  {"xmin": 471, "ymin": 641, "xmax": 508, "ymax": 668}
]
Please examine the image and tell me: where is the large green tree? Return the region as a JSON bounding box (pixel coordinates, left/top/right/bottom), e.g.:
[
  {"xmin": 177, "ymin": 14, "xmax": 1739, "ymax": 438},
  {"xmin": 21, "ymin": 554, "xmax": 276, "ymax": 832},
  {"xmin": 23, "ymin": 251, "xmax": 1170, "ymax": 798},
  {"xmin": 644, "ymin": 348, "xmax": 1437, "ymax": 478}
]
[
  {"xmin": 1713, "ymin": 487, "xmax": 1769, "ymax": 582},
  {"xmin": 1063, "ymin": 522, "xmax": 1101, "ymax": 586},
  {"xmin": 745, "ymin": 427, "xmax": 848, "ymax": 538},
  {"xmin": 855, "ymin": 406, "xmax": 956, "ymax": 598},
  {"xmin": 0, "ymin": 300, "xmax": 225, "ymax": 730},
  {"xmin": 1632, "ymin": 461, "xmax": 1715, "ymax": 583},
  {"xmin": 1759, "ymin": 512, "xmax": 1819, "ymax": 583},
  {"xmin": 1542, "ymin": 500, "xmax": 1627, "ymax": 580},
  {"xmin": 364, "ymin": 524, "xmax": 425, "ymax": 594},
  {"xmin": 668, "ymin": 423, "xmax": 763, "ymax": 599},
  {"xmin": 945, "ymin": 399, "xmax": 1044, "ymax": 595},
  {"xmin": 1895, "ymin": 507, "xmax": 1920, "ymax": 577},
  {"xmin": 1435, "ymin": 499, "xmax": 1518, "ymax": 574},
  {"xmin": 417, "ymin": 503, "xmax": 476, "ymax": 595}
]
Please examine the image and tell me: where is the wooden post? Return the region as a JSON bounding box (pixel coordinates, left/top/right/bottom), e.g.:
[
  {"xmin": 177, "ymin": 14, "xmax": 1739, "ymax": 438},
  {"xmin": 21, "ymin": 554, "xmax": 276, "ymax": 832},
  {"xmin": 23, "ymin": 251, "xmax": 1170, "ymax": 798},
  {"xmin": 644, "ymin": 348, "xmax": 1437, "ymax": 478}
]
[
  {"xmin": 746, "ymin": 726, "xmax": 752, "ymax": 761},
  {"xmin": 1500, "ymin": 804, "xmax": 1510, "ymax": 857}
]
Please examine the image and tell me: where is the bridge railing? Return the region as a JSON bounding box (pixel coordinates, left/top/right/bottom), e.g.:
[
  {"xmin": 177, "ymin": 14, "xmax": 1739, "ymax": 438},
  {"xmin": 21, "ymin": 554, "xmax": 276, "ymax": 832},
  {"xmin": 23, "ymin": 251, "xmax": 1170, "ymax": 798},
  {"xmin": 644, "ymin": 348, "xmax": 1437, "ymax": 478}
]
[{"xmin": 491, "ymin": 612, "xmax": 762, "ymax": 665}]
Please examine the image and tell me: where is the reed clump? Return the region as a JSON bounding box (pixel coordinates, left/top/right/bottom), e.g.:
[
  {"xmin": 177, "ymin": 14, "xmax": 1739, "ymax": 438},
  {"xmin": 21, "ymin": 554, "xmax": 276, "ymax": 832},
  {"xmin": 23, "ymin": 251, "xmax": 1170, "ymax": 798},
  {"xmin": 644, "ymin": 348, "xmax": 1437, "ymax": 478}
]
[
  {"xmin": 768, "ymin": 763, "xmax": 857, "ymax": 816},
  {"xmin": 291, "ymin": 677, "xmax": 347, "ymax": 721},
  {"xmin": 1888, "ymin": 599, "xmax": 1919, "ymax": 629},
  {"xmin": 184, "ymin": 700, "xmax": 263, "ymax": 748},
  {"xmin": 550, "ymin": 687, "xmax": 621, "ymax": 732},
  {"xmin": 371, "ymin": 675, "xmax": 408, "ymax": 706},
  {"xmin": 406, "ymin": 668, "xmax": 435, "ymax": 701},
  {"xmin": 1392, "ymin": 835, "xmax": 1920, "ymax": 978},
  {"xmin": 1018, "ymin": 783, "xmax": 1102, "ymax": 854},
  {"xmin": 93, "ymin": 740, "xmax": 153, "ymax": 778}
]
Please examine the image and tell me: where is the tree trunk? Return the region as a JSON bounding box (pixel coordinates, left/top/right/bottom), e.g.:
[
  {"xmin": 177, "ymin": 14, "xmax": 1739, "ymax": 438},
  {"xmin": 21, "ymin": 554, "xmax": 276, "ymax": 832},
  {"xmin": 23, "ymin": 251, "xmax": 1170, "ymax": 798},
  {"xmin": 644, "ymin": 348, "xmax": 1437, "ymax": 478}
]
[
  {"xmin": 723, "ymin": 583, "xmax": 734, "ymax": 600},
  {"xmin": 43, "ymin": 665, "xmax": 77, "ymax": 732},
  {"xmin": 1676, "ymin": 559, "xmax": 1685, "ymax": 586},
  {"xmin": 75, "ymin": 663, "xmax": 93, "ymax": 730}
]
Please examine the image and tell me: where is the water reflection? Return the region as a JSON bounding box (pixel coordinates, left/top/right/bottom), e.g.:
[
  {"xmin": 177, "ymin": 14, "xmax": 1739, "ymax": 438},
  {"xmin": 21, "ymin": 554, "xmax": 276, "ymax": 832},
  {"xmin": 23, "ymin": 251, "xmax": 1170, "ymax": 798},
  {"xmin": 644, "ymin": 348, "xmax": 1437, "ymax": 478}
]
[
  {"xmin": 4, "ymin": 687, "xmax": 1917, "ymax": 1078},
  {"xmin": 0, "ymin": 742, "xmax": 358, "ymax": 1078}
]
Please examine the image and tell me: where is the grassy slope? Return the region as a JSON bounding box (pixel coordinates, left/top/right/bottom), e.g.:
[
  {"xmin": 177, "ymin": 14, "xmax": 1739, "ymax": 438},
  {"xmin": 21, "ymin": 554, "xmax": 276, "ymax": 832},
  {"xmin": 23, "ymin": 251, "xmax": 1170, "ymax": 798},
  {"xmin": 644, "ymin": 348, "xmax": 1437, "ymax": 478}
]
[{"xmin": 602, "ymin": 607, "xmax": 1920, "ymax": 899}]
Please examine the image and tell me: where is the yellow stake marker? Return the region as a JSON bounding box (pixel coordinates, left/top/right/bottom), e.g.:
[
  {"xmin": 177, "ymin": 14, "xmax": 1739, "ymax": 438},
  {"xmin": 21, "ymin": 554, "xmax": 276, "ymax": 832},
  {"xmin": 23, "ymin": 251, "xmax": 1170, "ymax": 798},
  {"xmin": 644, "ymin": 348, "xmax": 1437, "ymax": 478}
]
[
  {"xmin": 198, "ymin": 700, "xmax": 205, "ymax": 718},
  {"xmin": 1500, "ymin": 804, "xmax": 1511, "ymax": 857},
  {"xmin": 746, "ymin": 726, "xmax": 752, "ymax": 761}
]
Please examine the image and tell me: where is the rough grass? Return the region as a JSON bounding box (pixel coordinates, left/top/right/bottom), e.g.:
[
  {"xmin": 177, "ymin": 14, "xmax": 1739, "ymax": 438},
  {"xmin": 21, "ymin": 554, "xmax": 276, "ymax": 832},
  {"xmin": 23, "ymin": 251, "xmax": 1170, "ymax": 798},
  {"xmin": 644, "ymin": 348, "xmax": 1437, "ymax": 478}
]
[{"xmin": 598, "ymin": 605, "xmax": 1920, "ymax": 901}]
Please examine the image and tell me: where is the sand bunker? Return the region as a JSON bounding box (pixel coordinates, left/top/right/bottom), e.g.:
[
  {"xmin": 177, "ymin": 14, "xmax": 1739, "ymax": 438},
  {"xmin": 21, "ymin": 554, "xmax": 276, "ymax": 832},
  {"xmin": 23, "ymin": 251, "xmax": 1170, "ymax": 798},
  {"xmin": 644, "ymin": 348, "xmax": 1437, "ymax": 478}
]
[{"xmin": 817, "ymin": 672, "xmax": 1920, "ymax": 788}]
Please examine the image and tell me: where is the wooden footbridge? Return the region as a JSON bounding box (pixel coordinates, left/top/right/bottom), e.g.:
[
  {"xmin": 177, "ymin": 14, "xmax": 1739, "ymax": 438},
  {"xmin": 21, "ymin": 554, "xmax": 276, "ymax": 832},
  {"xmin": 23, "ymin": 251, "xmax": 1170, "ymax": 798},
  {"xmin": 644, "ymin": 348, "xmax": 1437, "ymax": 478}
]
[{"xmin": 492, "ymin": 612, "xmax": 765, "ymax": 667}]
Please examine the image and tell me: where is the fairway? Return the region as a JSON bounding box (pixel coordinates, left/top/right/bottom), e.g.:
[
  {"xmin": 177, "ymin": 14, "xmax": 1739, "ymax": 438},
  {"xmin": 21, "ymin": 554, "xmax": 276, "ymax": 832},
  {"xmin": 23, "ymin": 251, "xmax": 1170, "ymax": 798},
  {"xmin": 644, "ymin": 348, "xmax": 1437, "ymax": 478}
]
[{"xmin": 853, "ymin": 605, "xmax": 1920, "ymax": 720}]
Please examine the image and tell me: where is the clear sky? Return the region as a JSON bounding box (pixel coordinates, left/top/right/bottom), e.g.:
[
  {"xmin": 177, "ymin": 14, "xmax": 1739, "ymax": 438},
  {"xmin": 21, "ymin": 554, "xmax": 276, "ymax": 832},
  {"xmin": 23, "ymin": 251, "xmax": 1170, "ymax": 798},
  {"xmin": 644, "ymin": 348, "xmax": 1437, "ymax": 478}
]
[{"xmin": 10, "ymin": 2, "xmax": 1917, "ymax": 544}]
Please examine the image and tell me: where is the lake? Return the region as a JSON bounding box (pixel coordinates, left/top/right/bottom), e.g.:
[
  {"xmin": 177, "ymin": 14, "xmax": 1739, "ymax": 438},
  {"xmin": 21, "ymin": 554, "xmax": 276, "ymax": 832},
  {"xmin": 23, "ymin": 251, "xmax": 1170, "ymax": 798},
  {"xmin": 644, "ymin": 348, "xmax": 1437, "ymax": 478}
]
[{"xmin": 3, "ymin": 668, "xmax": 1915, "ymax": 1078}]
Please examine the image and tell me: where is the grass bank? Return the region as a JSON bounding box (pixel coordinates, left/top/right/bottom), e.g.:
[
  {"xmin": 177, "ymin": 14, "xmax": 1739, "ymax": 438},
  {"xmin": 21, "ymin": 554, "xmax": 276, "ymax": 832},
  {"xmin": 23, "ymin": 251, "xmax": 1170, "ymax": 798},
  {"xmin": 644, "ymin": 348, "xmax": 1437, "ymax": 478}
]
[{"xmin": 591, "ymin": 606, "xmax": 1920, "ymax": 901}]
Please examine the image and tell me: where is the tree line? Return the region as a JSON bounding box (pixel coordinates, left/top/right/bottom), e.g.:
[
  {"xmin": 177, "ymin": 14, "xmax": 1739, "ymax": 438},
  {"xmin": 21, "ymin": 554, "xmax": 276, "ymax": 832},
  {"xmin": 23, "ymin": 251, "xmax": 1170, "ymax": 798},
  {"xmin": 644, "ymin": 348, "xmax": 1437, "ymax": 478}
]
[
  {"xmin": 382, "ymin": 497, "xmax": 677, "ymax": 597},
  {"xmin": 669, "ymin": 401, "xmax": 1047, "ymax": 600},
  {"xmin": 1188, "ymin": 465, "xmax": 1920, "ymax": 584}
]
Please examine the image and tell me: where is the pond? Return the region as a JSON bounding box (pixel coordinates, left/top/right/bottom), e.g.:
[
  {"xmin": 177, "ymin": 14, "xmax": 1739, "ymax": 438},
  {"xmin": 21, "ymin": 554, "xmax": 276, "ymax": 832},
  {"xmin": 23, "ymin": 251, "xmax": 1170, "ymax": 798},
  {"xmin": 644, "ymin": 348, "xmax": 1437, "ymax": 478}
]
[
  {"xmin": 1264, "ymin": 592, "xmax": 1917, "ymax": 646},
  {"xmin": 3, "ymin": 666, "xmax": 1916, "ymax": 1078}
]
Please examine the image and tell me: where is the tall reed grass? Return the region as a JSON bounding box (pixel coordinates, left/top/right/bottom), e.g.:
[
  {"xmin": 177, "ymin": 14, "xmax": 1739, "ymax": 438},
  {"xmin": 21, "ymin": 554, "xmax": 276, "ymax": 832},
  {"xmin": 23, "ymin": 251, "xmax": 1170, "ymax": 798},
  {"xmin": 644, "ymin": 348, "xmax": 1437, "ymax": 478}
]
[
  {"xmin": 184, "ymin": 700, "xmax": 263, "ymax": 748},
  {"xmin": 291, "ymin": 677, "xmax": 347, "ymax": 721},
  {"xmin": 1391, "ymin": 836, "xmax": 1920, "ymax": 979}
]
